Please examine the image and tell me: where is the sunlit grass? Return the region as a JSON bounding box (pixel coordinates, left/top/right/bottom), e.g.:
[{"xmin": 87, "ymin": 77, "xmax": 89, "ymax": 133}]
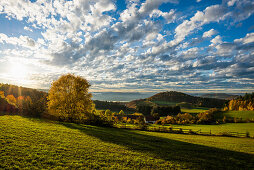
[
  {"xmin": 181, "ymin": 107, "xmax": 209, "ymax": 113},
  {"xmin": 0, "ymin": 115, "xmax": 253, "ymax": 169},
  {"xmin": 171, "ymin": 123, "xmax": 254, "ymax": 137}
]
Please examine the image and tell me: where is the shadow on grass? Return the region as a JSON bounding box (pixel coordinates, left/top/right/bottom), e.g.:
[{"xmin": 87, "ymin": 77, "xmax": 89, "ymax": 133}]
[{"xmin": 61, "ymin": 123, "xmax": 254, "ymax": 169}]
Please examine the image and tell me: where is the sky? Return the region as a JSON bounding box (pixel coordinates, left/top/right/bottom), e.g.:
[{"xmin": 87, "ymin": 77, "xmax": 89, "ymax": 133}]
[{"xmin": 0, "ymin": 0, "xmax": 254, "ymax": 93}]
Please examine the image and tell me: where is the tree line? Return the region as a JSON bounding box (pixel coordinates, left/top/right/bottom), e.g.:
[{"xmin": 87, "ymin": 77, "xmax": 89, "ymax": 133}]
[{"xmin": 224, "ymin": 93, "xmax": 254, "ymax": 111}]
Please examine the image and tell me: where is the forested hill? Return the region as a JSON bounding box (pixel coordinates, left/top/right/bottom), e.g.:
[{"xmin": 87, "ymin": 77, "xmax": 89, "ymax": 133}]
[
  {"xmin": 127, "ymin": 91, "xmax": 227, "ymax": 109},
  {"xmin": 148, "ymin": 91, "xmax": 193, "ymax": 102},
  {"xmin": 0, "ymin": 83, "xmax": 46, "ymax": 100}
]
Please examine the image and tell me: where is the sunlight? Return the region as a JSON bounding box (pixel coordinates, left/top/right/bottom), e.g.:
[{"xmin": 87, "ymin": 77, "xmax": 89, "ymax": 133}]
[{"xmin": 9, "ymin": 62, "xmax": 28, "ymax": 83}]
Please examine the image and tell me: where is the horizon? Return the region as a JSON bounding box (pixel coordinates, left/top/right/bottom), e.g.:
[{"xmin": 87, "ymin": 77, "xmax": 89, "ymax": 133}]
[
  {"xmin": 0, "ymin": 82, "xmax": 249, "ymax": 95},
  {"xmin": 0, "ymin": 0, "xmax": 254, "ymax": 93}
]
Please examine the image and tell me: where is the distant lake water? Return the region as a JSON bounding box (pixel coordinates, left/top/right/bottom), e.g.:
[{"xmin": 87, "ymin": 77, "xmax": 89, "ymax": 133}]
[{"xmin": 91, "ymin": 92, "xmax": 156, "ymax": 102}]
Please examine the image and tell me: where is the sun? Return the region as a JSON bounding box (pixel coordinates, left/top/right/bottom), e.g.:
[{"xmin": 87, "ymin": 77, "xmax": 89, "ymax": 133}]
[{"xmin": 10, "ymin": 62, "xmax": 28, "ymax": 83}]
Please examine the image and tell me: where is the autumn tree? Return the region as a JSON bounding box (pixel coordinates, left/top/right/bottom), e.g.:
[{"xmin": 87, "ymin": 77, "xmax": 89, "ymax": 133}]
[
  {"xmin": 0, "ymin": 91, "xmax": 4, "ymax": 98},
  {"xmin": 47, "ymin": 74, "xmax": 94, "ymax": 122},
  {"xmin": 105, "ymin": 109, "xmax": 112, "ymax": 121},
  {"xmin": 6, "ymin": 95, "xmax": 16, "ymax": 105},
  {"xmin": 118, "ymin": 110, "xmax": 125, "ymax": 116}
]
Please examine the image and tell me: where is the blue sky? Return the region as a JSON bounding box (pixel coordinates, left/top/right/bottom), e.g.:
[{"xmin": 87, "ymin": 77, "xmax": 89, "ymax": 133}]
[{"xmin": 0, "ymin": 0, "xmax": 254, "ymax": 93}]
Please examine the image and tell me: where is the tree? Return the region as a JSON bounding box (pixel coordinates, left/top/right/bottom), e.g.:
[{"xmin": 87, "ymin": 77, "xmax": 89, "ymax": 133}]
[
  {"xmin": 6, "ymin": 95, "xmax": 16, "ymax": 105},
  {"xmin": 119, "ymin": 110, "xmax": 125, "ymax": 116},
  {"xmin": 47, "ymin": 74, "xmax": 94, "ymax": 122},
  {"xmin": 105, "ymin": 109, "xmax": 112, "ymax": 121},
  {"xmin": 0, "ymin": 91, "xmax": 4, "ymax": 98}
]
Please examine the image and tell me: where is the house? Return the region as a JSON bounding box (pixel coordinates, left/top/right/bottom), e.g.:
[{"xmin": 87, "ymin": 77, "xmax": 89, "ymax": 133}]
[{"xmin": 144, "ymin": 115, "xmax": 157, "ymax": 124}]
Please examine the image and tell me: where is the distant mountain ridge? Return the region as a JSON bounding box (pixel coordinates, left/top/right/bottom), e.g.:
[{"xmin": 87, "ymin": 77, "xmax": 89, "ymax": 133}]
[{"xmin": 126, "ymin": 91, "xmax": 227, "ymax": 109}]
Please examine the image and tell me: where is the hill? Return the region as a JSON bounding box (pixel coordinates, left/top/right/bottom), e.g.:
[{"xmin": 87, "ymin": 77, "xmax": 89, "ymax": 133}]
[
  {"xmin": 0, "ymin": 83, "xmax": 46, "ymax": 101},
  {"xmin": 0, "ymin": 115, "xmax": 253, "ymax": 169},
  {"xmin": 127, "ymin": 91, "xmax": 227, "ymax": 110},
  {"xmin": 201, "ymin": 93, "xmax": 238, "ymax": 100}
]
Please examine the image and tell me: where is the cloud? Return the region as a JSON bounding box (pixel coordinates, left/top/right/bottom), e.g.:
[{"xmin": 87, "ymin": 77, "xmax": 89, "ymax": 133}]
[
  {"xmin": 24, "ymin": 26, "xmax": 33, "ymax": 32},
  {"xmin": 175, "ymin": 5, "xmax": 228, "ymax": 42},
  {"xmin": 203, "ymin": 29, "xmax": 217, "ymax": 38},
  {"xmin": 0, "ymin": 33, "xmax": 36, "ymax": 48},
  {"xmin": 227, "ymin": 0, "xmax": 238, "ymax": 7},
  {"xmin": 150, "ymin": 9, "xmax": 177, "ymax": 23},
  {"xmin": 0, "ymin": 0, "xmax": 253, "ymax": 92},
  {"xmin": 234, "ymin": 32, "xmax": 254, "ymax": 44},
  {"xmin": 211, "ymin": 35, "xmax": 222, "ymax": 45}
]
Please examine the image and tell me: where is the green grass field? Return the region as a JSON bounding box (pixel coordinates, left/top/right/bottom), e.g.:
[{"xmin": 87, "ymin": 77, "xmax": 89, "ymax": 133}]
[
  {"xmin": 171, "ymin": 123, "xmax": 254, "ymax": 136},
  {"xmin": 0, "ymin": 115, "xmax": 254, "ymax": 169},
  {"xmin": 220, "ymin": 110, "xmax": 254, "ymax": 120},
  {"xmin": 181, "ymin": 107, "xmax": 209, "ymax": 113}
]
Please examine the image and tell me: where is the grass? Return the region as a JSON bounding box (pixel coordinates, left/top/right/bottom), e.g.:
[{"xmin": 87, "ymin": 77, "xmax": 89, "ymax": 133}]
[
  {"xmin": 220, "ymin": 110, "xmax": 254, "ymax": 120},
  {"xmin": 181, "ymin": 107, "xmax": 209, "ymax": 113},
  {"xmin": 1, "ymin": 115, "xmax": 254, "ymax": 169},
  {"xmin": 171, "ymin": 123, "xmax": 254, "ymax": 137}
]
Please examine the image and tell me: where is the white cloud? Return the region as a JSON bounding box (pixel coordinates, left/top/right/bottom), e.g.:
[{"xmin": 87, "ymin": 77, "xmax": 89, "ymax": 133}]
[
  {"xmin": 150, "ymin": 9, "xmax": 176, "ymax": 23},
  {"xmin": 211, "ymin": 35, "xmax": 222, "ymax": 45},
  {"xmin": 203, "ymin": 29, "xmax": 217, "ymax": 38},
  {"xmin": 181, "ymin": 47, "xmax": 199, "ymax": 59},
  {"xmin": 228, "ymin": 0, "xmax": 238, "ymax": 7},
  {"xmin": 234, "ymin": 32, "xmax": 254, "ymax": 44},
  {"xmin": 175, "ymin": 5, "xmax": 229, "ymax": 42},
  {"xmin": 0, "ymin": 33, "xmax": 35, "ymax": 48},
  {"xmin": 24, "ymin": 26, "xmax": 33, "ymax": 32},
  {"xmin": 139, "ymin": 0, "xmax": 178, "ymax": 16},
  {"xmin": 0, "ymin": 0, "xmax": 253, "ymax": 91}
]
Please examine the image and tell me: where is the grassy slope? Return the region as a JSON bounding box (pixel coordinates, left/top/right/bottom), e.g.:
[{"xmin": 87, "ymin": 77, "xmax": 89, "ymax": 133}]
[
  {"xmin": 222, "ymin": 110, "xmax": 254, "ymax": 120},
  {"xmin": 181, "ymin": 107, "xmax": 209, "ymax": 113},
  {"xmin": 0, "ymin": 115, "xmax": 254, "ymax": 169},
  {"xmin": 170, "ymin": 123, "xmax": 254, "ymax": 136}
]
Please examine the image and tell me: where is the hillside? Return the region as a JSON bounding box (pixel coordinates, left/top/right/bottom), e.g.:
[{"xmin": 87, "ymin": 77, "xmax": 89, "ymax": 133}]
[
  {"xmin": 0, "ymin": 83, "xmax": 46, "ymax": 100},
  {"xmin": 201, "ymin": 93, "xmax": 238, "ymax": 100},
  {"xmin": 0, "ymin": 115, "xmax": 253, "ymax": 169},
  {"xmin": 127, "ymin": 91, "xmax": 227, "ymax": 109}
]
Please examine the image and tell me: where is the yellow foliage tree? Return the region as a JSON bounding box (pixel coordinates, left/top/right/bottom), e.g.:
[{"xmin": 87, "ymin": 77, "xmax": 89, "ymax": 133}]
[
  {"xmin": 6, "ymin": 95, "xmax": 16, "ymax": 104},
  {"xmin": 0, "ymin": 91, "xmax": 4, "ymax": 98},
  {"xmin": 47, "ymin": 74, "xmax": 94, "ymax": 122}
]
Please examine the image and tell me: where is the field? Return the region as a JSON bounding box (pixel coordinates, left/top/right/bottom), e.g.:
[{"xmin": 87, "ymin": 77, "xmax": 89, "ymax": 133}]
[
  {"xmin": 0, "ymin": 115, "xmax": 254, "ymax": 169},
  {"xmin": 150, "ymin": 100, "xmax": 209, "ymax": 114},
  {"xmin": 220, "ymin": 110, "xmax": 254, "ymax": 120},
  {"xmin": 170, "ymin": 123, "xmax": 254, "ymax": 137},
  {"xmin": 181, "ymin": 107, "xmax": 209, "ymax": 113}
]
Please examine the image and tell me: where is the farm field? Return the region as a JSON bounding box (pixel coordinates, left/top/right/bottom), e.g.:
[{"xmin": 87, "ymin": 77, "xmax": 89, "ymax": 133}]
[
  {"xmin": 170, "ymin": 123, "xmax": 254, "ymax": 137},
  {"xmin": 0, "ymin": 115, "xmax": 254, "ymax": 169}
]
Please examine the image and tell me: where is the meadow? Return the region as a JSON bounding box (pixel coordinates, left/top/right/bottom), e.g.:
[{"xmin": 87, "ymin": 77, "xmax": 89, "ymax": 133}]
[
  {"xmin": 181, "ymin": 107, "xmax": 209, "ymax": 113},
  {"xmin": 220, "ymin": 110, "xmax": 254, "ymax": 120},
  {"xmin": 0, "ymin": 115, "xmax": 254, "ymax": 169},
  {"xmin": 170, "ymin": 123, "xmax": 254, "ymax": 137}
]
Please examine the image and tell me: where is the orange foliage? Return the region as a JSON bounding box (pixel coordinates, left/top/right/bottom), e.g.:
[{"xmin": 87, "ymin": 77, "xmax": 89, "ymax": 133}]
[{"xmin": 6, "ymin": 95, "xmax": 16, "ymax": 104}]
